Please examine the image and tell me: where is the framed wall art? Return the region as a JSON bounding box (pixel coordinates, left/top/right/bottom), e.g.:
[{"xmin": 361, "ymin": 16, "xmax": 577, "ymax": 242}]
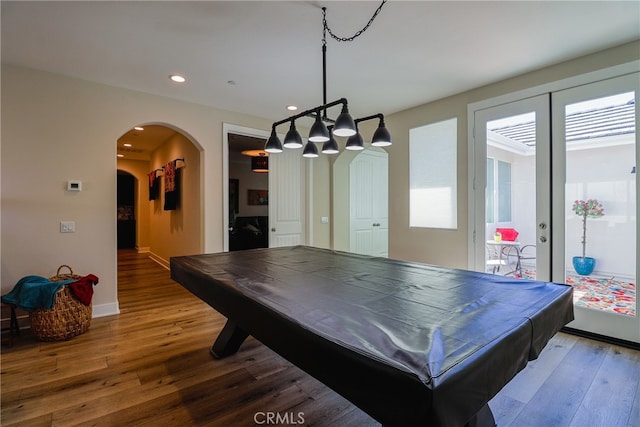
[{"xmin": 247, "ymin": 189, "xmax": 268, "ymax": 206}]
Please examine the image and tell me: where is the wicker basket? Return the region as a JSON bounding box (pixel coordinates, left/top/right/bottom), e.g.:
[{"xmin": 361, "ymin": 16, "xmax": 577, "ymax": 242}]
[{"xmin": 29, "ymin": 265, "xmax": 92, "ymax": 341}]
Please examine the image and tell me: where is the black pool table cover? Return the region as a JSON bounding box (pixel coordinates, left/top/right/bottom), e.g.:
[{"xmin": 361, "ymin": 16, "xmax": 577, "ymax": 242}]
[{"xmin": 170, "ymin": 246, "xmax": 573, "ymax": 426}]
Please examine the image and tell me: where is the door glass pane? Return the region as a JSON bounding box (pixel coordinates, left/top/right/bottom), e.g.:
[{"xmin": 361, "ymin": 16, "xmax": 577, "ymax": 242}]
[
  {"xmin": 564, "ymin": 92, "xmax": 636, "ymax": 318},
  {"xmin": 486, "ymin": 112, "xmax": 537, "ymax": 279}
]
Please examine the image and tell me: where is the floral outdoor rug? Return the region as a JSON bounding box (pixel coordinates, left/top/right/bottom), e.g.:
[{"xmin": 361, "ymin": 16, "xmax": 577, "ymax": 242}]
[
  {"xmin": 518, "ymin": 269, "xmax": 636, "ymax": 317},
  {"xmin": 566, "ymin": 274, "xmax": 636, "ymax": 317}
]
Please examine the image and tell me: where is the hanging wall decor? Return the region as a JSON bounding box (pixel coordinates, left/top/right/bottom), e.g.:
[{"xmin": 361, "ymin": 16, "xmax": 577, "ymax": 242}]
[
  {"xmin": 148, "ymin": 168, "xmax": 163, "ymax": 201},
  {"xmin": 164, "ymin": 158, "xmax": 185, "ymax": 211}
]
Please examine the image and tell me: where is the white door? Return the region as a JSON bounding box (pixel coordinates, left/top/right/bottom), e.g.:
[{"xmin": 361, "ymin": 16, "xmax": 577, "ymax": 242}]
[
  {"xmin": 268, "ymin": 145, "xmax": 306, "ymax": 247},
  {"xmin": 473, "ymin": 95, "xmax": 551, "ymax": 280},
  {"xmin": 349, "ymin": 149, "xmax": 388, "ymax": 257},
  {"xmin": 551, "ymin": 74, "xmax": 638, "ymax": 342},
  {"xmin": 473, "ymin": 74, "xmax": 638, "ymax": 343}
]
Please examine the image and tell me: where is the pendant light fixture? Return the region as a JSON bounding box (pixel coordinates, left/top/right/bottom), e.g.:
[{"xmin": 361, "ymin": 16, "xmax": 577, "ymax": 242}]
[
  {"xmin": 283, "ymin": 121, "xmax": 303, "ymax": 149},
  {"xmin": 242, "ymin": 150, "xmax": 269, "ymax": 173},
  {"xmin": 251, "ymin": 154, "xmax": 269, "ymax": 173},
  {"xmin": 322, "ymin": 126, "xmax": 340, "ymax": 154},
  {"xmin": 265, "ymin": 1, "xmax": 391, "ymax": 157}
]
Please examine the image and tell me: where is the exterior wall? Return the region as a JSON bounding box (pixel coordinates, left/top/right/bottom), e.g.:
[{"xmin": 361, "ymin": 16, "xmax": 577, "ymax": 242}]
[{"xmin": 565, "ymin": 143, "xmax": 636, "ymax": 277}]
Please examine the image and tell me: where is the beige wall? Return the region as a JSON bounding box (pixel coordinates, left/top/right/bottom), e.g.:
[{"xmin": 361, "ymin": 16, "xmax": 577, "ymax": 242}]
[
  {"xmin": 118, "ymin": 131, "xmax": 202, "ymax": 262},
  {"xmin": 230, "ymin": 158, "xmax": 269, "ymax": 217},
  {"xmin": 310, "ymin": 155, "xmax": 332, "ymax": 250},
  {"xmin": 1, "ymin": 65, "xmax": 272, "ymax": 316},
  {"xmin": 385, "ymin": 41, "xmax": 640, "ymax": 269},
  {"xmin": 148, "ymin": 132, "xmax": 202, "ymax": 264},
  {"xmin": 2, "ymin": 41, "xmax": 638, "ymax": 317}
]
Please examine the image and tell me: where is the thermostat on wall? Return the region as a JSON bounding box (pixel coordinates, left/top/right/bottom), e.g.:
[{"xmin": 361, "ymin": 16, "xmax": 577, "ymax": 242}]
[{"xmin": 67, "ymin": 180, "xmax": 82, "ymax": 191}]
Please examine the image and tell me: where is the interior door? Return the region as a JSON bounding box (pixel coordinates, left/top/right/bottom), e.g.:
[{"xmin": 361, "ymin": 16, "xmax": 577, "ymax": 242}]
[
  {"xmin": 268, "ymin": 144, "xmax": 306, "ymax": 247},
  {"xmin": 349, "ymin": 149, "xmax": 389, "ymax": 257},
  {"xmin": 473, "ymin": 95, "xmax": 551, "ymax": 280},
  {"xmin": 551, "ymin": 73, "xmax": 638, "ymax": 342}
]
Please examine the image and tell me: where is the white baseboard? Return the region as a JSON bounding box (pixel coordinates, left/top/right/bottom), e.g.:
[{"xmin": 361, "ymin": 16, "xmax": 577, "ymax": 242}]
[
  {"xmin": 92, "ymin": 302, "xmax": 120, "ymax": 318},
  {"xmin": 148, "ymin": 252, "xmax": 170, "ymax": 270}
]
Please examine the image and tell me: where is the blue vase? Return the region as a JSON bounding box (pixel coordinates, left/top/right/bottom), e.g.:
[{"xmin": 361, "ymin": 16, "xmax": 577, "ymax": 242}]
[{"xmin": 573, "ymin": 256, "xmax": 595, "ymax": 276}]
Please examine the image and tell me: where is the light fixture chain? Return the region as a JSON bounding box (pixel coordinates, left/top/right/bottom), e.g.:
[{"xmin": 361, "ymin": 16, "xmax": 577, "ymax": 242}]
[{"xmin": 322, "ymin": 0, "xmax": 387, "ymax": 43}]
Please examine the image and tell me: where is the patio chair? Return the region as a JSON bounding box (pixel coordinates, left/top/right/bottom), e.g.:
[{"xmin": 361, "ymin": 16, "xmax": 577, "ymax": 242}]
[
  {"xmin": 503, "ymin": 244, "xmax": 536, "ymax": 277},
  {"xmin": 486, "ymin": 244, "xmax": 507, "ymax": 274}
]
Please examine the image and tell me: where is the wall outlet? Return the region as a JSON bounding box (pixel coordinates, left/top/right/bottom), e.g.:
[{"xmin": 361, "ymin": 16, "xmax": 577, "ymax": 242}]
[
  {"xmin": 321, "ymin": 216, "xmax": 329, "ymax": 224},
  {"xmin": 60, "ymin": 221, "xmax": 76, "ymax": 233}
]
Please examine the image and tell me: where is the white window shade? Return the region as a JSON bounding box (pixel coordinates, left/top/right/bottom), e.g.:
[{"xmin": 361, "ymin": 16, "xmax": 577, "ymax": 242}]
[{"xmin": 409, "ymin": 118, "xmax": 458, "ymax": 229}]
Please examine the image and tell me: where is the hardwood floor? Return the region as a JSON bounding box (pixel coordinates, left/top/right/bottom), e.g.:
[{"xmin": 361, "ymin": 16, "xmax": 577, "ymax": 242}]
[{"xmin": 1, "ymin": 250, "xmax": 638, "ymax": 426}]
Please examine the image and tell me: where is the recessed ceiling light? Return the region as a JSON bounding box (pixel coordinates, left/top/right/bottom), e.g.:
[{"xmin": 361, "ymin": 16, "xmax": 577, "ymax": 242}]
[
  {"xmin": 169, "ymin": 74, "xmax": 186, "ymax": 83},
  {"xmin": 117, "ymin": 154, "xmax": 124, "ymax": 158},
  {"xmin": 287, "ymin": 105, "xmax": 298, "ymax": 111},
  {"xmin": 124, "ymin": 143, "xmax": 132, "ymax": 147},
  {"xmin": 134, "ymin": 126, "xmax": 144, "ymax": 131}
]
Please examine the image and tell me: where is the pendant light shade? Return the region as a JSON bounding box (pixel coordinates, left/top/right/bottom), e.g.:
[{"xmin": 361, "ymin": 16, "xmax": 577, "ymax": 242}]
[
  {"xmin": 283, "ymin": 121, "xmax": 303, "ymax": 149},
  {"xmin": 302, "ymin": 140, "xmax": 319, "ymax": 158},
  {"xmin": 371, "ymin": 119, "xmax": 392, "ymax": 147},
  {"xmin": 251, "ymin": 155, "xmax": 269, "ymax": 173},
  {"xmin": 308, "ymin": 114, "xmax": 330, "ymax": 142},
  {"xmin": 322, "ymin": 132, "xmax": 340, "ymax": 154},
  {"xmin": 265, "ymin": 129, "xmax": 283, "ymax": 153},
  {"xmin": 333, "ymin": 105, "xmax": 356, "ymax": 137},
  {"xmin": 345, "ymin": 131, "xmax": 365, "ymax": 151}
]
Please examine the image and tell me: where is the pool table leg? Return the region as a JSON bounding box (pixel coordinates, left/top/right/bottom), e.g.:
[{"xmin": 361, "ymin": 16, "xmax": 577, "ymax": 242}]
[{"xmin": 210, "ymin": 319, "xmax": 249, "ymax": 359}]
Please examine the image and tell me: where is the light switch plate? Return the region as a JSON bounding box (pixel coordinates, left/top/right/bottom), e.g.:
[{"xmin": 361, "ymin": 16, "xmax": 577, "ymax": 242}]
[{"xmin": 60, "ymin": 221, "xmax": 76, "ymax": 233}]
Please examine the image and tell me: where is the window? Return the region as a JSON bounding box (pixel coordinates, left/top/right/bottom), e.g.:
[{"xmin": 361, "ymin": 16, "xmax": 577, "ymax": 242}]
[
  {"xmin": 486, "ymin": 158, "xmax": 495, "ymax": 223},
  {"xmin": 409, "ymin": 118, "xmax": 457, "ymax": 229},
  {"xmin": 486, "ymin": 157, "xmax": 512, "ymax": 223}
]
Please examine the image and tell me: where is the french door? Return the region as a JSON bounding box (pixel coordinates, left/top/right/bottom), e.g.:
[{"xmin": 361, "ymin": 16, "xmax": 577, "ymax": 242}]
[
  {"xmin": 474, "ymin": 94, "xmax": 551, "ymax": 282},
  {"xmin": 472, "ymin": 73, "xmax": 638, "ymax": 343}
]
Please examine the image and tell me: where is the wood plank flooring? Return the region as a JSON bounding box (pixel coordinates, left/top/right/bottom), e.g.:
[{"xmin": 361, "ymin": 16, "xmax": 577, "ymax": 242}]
[{"xmin": 1, "ymin": 250, "xmax": 638, "ymax": 426}]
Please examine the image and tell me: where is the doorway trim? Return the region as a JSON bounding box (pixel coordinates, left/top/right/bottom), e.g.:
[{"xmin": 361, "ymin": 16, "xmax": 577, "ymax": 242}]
[{"xmin": 222, "ymin": 123, "xmax": 271, "ymax": 251}]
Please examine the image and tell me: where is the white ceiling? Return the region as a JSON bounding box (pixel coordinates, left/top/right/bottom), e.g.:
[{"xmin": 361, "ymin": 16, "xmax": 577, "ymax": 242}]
[{"xmin": 2, "ymin": 1, "xmax": 639, "ymax": 131}]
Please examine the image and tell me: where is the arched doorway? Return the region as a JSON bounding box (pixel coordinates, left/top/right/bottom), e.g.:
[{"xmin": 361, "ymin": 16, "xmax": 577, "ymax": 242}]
[
  {"xmin": 116, "ymin": 123, "xmax": 203, "ymax": 267},
  {"xmin": 117, "ymin": 170, "xmax": 136, "ymax": 249}
]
